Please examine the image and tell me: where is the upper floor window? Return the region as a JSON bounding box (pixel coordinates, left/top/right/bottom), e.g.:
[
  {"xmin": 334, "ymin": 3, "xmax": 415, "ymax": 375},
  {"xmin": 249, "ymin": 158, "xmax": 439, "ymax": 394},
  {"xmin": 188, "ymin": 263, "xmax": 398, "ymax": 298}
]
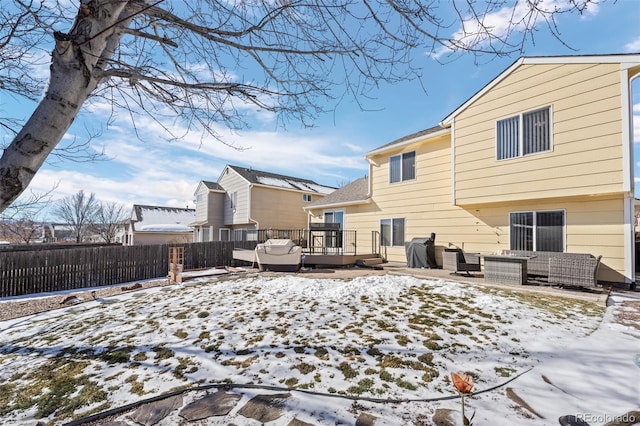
[
  {"xmin": 497, "ymin": 106, "xmax": 551, "ymax": 160},
  {"xmin": 196, "ymin": 194, "xmax": 203, "ymax": 203},
  {"xmin": 303, "ymin": 194, "xmax": 312, "ymax": 202},
  {"xmin": 229, "ymin": 192, "xmax": 237, "ymax": 209},
  {"xmin": 390, "ymin": 151, "xmax": 415, "ymax": 183}
]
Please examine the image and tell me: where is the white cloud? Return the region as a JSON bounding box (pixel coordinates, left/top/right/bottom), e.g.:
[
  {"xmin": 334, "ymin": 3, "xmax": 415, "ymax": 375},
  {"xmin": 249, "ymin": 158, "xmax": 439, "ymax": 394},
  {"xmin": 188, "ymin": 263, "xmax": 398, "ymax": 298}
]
[
  {"xmin": 31, "ymin": 102, "xmax": 370, "ymax": 219},
  {"xmin": 625, "ymin": 37, "xmax": 640, "ymax": 52},
  {"xmin": 432, "ymin": 0, "xmax": 600, "ymax": 59},
  {"xmin": 103, "ymin": 113, "xmax": 368, "ymax": 179}
]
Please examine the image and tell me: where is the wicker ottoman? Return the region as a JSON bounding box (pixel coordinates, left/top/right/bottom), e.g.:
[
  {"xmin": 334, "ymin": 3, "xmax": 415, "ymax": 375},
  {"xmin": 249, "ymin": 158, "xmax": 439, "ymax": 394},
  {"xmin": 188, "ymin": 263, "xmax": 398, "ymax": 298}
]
[{"xmin": 484, "ymin": 255, "xmax": 528, "ymax": 285}]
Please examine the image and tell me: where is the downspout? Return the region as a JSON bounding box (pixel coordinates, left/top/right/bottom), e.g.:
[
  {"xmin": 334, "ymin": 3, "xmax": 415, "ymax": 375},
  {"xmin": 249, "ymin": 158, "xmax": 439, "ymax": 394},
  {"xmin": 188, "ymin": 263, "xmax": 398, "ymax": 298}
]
[
  {"xmin": 622, "ymin": 67, "xmax": 639, "ymax": 286},
  {"xmin": 366, "ymin": 158, "xmax": 374, "ymax": 198},
  {"xmin": 366, "ymin": 157, "xmax": 382, "ymax": 258},
  {"xmin": 248, "ymin": 184, "xmax": 260, "ymax": 231}
]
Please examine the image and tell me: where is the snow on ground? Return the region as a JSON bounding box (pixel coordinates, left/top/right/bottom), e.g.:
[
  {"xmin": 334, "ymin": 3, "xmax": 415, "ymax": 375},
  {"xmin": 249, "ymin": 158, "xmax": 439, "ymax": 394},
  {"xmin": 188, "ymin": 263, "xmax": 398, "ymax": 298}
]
[{"xmin": 0, "ymin": 274, "xmax": 638, "ymax": 425}]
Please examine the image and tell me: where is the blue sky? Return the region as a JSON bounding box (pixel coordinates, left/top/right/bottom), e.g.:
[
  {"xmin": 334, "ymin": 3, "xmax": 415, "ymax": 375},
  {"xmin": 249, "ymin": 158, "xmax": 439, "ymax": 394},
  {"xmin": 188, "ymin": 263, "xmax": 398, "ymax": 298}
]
[{"xmin": 2, "ymin": 0, "xmax": 640, "ymax": 219}]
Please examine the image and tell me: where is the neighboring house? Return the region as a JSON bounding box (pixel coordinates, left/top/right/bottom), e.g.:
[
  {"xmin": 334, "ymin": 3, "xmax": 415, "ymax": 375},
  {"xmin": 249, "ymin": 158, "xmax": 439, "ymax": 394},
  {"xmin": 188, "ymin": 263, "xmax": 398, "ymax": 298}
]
[
  {"xmin": 122, "ymin": 205, "xmax": 195, "ymax": 245},
  {"xmin": 191, "ymin": 181, "xmax": 226, "ymax": 242},
  {"xmin": 304, "ymin": 176, "xmax": 370, "ymax": 233},
  {"xmin": 305, "ymin": 54, "xmax": 640, "ymax": 285},
  {"xmin": 192, "ymin": 165, "xmax": 336, "ymax": 242},
  {"xmin": 46, "ymin": 223, "xmax": 77, "ymax": 242}
]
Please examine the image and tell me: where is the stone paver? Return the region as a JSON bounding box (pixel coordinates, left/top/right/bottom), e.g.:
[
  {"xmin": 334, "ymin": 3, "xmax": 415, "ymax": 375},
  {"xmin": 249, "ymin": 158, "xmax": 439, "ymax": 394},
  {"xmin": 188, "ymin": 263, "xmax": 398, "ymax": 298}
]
[
  {"xmin": 432, "ymin": 408, "xmax": 456, "ymax": 426},
  {"xmin": 179, "ymin": 390, "xmax": 242, "ymax": 421},
  {"xmin": 237, "ymin": 392, "xmax": 291, "ymax": 423},
  {"xmin": 355, "ymin": 412, "xmax": 378, "ymax": 425},
  {"xmin": 129, "ymin": 394, "xmax": 182, "ymax": 426},
  {"xmin": 287, "ymin": 418, "xmax": 316, "ymax": 426}
]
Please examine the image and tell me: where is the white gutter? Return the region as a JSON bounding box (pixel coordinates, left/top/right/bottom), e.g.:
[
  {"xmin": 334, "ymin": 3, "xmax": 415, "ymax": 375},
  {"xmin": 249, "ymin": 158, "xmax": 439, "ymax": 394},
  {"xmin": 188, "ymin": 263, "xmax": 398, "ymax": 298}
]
[
  {"xmin": 365, "ymin": 127, "xmax": 450, "ymax": 157},
  {"xmin": 622, "ymin": 66, "xmax": 639, "ymax": 284},
  {"xmin": 366, "ymin": 158, "xmax": 374, "ymax": 197},
  {"xmin": 303, "ymin": 199, "xmax": 371, "ymax": 211},
  {"xmin": 450, "ymin": 120, "xmax": 456, "ymax": 205}
]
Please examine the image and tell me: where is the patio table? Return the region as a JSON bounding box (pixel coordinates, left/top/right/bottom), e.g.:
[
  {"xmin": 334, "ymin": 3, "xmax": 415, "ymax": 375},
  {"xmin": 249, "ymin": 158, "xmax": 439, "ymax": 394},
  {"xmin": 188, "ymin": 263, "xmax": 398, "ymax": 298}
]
[{"xmin": 483, "ymin": 255, "xmax": 530, "ymax": 285}]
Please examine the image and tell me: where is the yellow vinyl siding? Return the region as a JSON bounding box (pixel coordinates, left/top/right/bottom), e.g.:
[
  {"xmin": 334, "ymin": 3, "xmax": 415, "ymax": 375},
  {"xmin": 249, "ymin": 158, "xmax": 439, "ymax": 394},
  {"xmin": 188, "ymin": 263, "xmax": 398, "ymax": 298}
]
[
  {"xmin": 133, "ymin": 232, "xmax": 193, "ymax": 245},
  {"xmin": 456, "ymin": 63, "xmax": 619, "ymax": 128},
  {"xmin": 340, "ymin": 131, "xmax": 626, "ymax": 282},
  {"xmin": 251, "ymin": 186, "xmax": 315, "ymax": 229},
  {"xmin": 453, "ymin": 63, "xmax": 624, "ymax": 204}
]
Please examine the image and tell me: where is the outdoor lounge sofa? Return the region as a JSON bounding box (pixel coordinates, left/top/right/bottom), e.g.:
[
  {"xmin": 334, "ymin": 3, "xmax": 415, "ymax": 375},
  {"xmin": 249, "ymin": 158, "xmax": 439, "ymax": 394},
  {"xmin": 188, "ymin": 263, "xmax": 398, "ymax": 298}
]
[
  {"xmin": 255, "ymin": 239, "xmax": 302, "ymax": 272},
  {"xmin": 547, "ymin": 255, "xmax": 602, "ymax": 288},
  {"xmin": 501, "ymin": 250, "xmax": 602, "ymax": 288},
  {"xmin": 442, "ymin": 249, "xmax": 481, "ymax": 276}
]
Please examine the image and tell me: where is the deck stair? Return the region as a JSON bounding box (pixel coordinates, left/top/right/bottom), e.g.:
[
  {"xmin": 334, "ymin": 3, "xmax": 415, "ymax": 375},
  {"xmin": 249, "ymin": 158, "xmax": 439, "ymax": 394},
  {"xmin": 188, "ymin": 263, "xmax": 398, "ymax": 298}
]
[{"xmin": 356, "ymin": 257, "xmax": 384, "ymax": 269}]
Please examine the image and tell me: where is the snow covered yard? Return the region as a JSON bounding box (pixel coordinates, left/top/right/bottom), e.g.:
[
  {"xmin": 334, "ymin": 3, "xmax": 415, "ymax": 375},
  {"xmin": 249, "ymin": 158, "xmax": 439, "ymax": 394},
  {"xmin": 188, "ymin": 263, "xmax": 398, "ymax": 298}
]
[{"xmin": 0, "ymin": 274, "xmax": 638, "ymax": 425}]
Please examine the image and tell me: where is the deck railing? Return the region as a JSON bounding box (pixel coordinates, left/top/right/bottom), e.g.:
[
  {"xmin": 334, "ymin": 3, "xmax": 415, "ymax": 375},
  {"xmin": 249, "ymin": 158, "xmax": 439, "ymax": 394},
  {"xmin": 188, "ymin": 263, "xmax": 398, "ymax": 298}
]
[
  {"xmin": 231, "ymin": 228, "xmax": 359, "ymax": 255},
  {"xmin": 307, "ymin": 230, "xmax": 356, "ymax": 255}
]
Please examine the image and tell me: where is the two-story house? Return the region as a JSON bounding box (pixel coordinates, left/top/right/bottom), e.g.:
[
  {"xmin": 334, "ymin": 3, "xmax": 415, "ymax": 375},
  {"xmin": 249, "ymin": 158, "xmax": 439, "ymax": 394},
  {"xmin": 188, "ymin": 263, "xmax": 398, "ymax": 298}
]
[
  {"xmin": 192, "ymin": 165, "xmax": 336, "ymax": 242},
  {"xmin": 305, "ymin": 54, "xmax": 640, "ymax": 285}
]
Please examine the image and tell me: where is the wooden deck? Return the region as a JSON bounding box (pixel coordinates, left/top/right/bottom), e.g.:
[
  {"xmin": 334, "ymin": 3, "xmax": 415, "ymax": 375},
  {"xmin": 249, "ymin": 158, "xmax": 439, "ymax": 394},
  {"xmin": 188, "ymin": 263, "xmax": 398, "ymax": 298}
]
[
  {"xmin": 233, "ymin": 247, "xmax": 382, "ymax": 268},
  {"xmin": 302, "ymin": 253, "xmax": 381, "ymax": 267}
]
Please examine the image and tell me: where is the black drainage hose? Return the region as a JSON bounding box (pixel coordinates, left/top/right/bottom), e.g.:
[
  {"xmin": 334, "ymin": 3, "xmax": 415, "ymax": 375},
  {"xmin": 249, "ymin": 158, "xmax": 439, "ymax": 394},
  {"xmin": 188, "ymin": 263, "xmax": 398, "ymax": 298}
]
[{"xmin": 63, "ymin": 367, "xmax": 534, "ymax": 426}]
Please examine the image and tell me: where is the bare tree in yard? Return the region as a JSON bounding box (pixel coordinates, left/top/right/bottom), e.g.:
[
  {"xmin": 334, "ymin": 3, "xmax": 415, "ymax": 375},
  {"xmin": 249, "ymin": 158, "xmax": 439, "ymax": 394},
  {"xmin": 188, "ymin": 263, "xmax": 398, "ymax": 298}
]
[
  {"xmin": 93, "ymin": 200, "xmax": 128, "ymax": 243},
  {"xmin": 0, "ymin": 0, "xmax": 600, "ymax": 212},
  {"xmin": 0, "ymin": 187, "xmax": 55, "ymax": 243},
  {"xmin": 0, "ymin": 214, "xmax": 41, "ymax": 244},
  {"xmin": 0, "ymin": 216, "xmax": 41, "ymax": 244},
  {"xmin": 52, "ymin": 189, "xmax": 99, "ymax": 243}
]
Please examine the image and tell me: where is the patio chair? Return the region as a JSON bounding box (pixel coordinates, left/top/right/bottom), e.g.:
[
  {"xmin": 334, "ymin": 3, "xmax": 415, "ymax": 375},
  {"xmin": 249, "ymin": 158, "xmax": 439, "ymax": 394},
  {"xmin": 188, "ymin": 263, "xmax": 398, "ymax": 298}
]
[{"xmin": 442, "ymin": 249, "xmax": 481, "ymax": 276}]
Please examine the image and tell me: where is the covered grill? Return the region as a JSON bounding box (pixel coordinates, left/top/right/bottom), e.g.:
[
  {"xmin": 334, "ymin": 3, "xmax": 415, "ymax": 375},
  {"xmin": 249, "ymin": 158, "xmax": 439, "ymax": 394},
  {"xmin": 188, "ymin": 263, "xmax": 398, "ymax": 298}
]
[{"xmin": 404, "ymin": 233, "xmax": 437, "ymax": 268}]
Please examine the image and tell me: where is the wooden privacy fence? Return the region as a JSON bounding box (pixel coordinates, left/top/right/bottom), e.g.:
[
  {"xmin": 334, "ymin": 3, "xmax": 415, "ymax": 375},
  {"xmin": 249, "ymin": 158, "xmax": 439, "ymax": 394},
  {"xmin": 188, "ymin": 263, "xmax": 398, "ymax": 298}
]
[{"xmin": 0, "ymin": 241, "xmax": 235, "ymax": 298}]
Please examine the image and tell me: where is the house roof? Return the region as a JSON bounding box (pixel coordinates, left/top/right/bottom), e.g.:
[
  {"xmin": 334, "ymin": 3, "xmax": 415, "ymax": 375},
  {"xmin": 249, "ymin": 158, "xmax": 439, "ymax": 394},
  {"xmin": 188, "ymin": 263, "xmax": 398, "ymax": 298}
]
[
  {"xmin": 366, "ymin": 53, "xmax": 640, "ymax": 157},
  {"xmin": 365, "ymin": 125, "xmax": 449, "ymax": 157},
  {"xmin": 130, "ymin": 205, "xmax": 195, "ymax": 233},
  {"xmin": 202, "ymin": 180, "xmax": 224, "ymax": 191},
  {"xmin": 304, "ymin": 177, "xmax": 370, "ymax": 210},
  {"xmin": 226, "ymin": 165, "xmax": 336, "ymax": 194},
  {"xmin": 440, "ymin": 53, "xmax": 640, "ymax": 125},
  {"xmin": 194, "ymin": 180, "xmax": 225, "ymax": 196}
]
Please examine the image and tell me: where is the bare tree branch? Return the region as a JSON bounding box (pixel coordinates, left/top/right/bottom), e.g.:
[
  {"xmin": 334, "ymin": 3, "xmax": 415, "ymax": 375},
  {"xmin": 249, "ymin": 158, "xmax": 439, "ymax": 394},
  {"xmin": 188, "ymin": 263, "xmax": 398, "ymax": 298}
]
[
  {"xmin": 93, "ymin": 200, "xmax": 128, "ymax": 243},
  {"xmin": 0, "ymin": 184, "xmax": 57, "ymax": 243},
  {"xmin": 0, "ymin": 0, "xmax": 601, "ymax": 212},
  {"xmin": 51, "ymin": 189, "xmax": 100, "ymax": 243}
]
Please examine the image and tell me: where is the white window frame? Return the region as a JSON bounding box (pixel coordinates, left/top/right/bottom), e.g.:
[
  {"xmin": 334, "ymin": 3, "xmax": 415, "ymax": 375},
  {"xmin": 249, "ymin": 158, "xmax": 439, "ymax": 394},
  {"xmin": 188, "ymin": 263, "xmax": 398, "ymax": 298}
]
[
  {"xmin": 496, "ymin": 106, "xmax": 553, "ymax": 161},
  {"xmin": 509, "ymin": 209, "xmax": 566, "ymax": 252},
  {"xmin": 233, "ymin": 228, "xmax": 253, "ymax": 241},
  {"xmin": 323, "ymin": 209, "xmax": 345, "ymax": 227},
  {"xmin": 389, "ymin": 151, "xmax": 416, "ymax": 183},
  {"xmin": 380, "ymin": 218, "xmax": 405, "ymax": 247},
  {"xmin": 302, "ymin": 194, "xmax": 312, "ymax": 202},
  {"xmin": 219, "ymin": 228, "xmax": 231, "ymax": 241}
]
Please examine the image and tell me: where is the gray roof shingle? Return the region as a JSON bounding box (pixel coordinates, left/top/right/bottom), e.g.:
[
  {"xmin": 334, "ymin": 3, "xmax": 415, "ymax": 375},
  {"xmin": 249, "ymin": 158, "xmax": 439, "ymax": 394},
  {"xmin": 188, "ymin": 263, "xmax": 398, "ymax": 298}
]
[
  {"xmin": 305, "ymin": 177, "xmax": 369, "ymax": 208},
  {"xmin": 202, "ymin": 181, "xmax": 224, "ymax": 191},
  {"xmin": 228, "ymin": 165, "xmax": 336, "ymax": 194}
]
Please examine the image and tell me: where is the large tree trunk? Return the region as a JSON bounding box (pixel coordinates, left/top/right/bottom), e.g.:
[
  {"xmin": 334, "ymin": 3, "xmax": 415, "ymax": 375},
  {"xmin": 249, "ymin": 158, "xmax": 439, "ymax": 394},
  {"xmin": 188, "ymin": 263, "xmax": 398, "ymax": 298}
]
[{"xmin": 0, "ymin": 1, "xmax": 131, "ymax": 213}]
